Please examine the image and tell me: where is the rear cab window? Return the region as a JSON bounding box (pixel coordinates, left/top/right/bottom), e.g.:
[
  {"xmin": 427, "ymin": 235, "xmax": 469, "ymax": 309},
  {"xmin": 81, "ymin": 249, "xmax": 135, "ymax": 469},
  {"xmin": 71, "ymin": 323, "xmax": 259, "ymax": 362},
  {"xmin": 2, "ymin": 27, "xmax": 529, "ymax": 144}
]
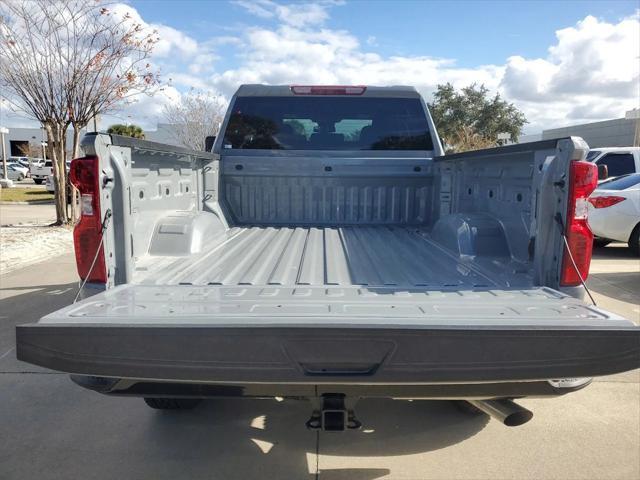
[
  {"xmin": 596, "ymin": 153, "xmax": 636, "ymax": 177},
  {"xmin": 221, "ymin": 96, "xmax": 434, "ymax": 151}
]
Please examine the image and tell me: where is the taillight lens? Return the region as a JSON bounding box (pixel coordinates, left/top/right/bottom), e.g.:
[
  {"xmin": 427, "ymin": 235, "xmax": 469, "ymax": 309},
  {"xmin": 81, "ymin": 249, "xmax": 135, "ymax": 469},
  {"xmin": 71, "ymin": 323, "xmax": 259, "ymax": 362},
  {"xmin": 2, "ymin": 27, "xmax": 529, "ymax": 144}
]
[
  {"xmin": 560, "ymin": 161, "xmax": 598, "ymax": 286},
  {"xmin": 69, "ymin": 156, "xmax": 107, "ymax": 283},
  {"xmin": 588, "ymin": 196, "xmax": 626, "ymax": 209},
  {"xmin": 290, "ymin": 85, "xmax": 367, "ymax": 95}
]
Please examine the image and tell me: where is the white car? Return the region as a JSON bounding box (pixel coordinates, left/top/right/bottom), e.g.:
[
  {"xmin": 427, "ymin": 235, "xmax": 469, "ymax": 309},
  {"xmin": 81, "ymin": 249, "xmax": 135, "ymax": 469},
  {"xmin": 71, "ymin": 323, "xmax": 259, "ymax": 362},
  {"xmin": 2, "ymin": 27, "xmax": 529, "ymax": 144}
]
[
  {"xmin": 588, "ymin": 173, "xmax": 640, "ymax": 255},
  {"xmin": 45, "ymin": 174, "xmax": 55, "ymax": 193}
]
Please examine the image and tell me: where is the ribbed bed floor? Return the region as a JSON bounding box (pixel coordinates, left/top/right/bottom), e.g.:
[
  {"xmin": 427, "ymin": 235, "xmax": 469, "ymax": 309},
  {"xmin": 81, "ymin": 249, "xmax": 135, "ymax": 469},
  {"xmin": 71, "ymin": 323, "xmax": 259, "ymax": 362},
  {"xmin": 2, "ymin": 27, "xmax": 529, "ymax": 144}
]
[{"xmin": 135, "ymin": 226, "xmax": 519, "ymax": 288}]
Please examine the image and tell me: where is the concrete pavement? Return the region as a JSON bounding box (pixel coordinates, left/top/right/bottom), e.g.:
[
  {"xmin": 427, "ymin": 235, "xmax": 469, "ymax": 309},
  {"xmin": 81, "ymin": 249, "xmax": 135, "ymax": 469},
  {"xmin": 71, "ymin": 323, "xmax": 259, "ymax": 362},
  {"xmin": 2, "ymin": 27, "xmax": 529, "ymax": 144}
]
[
  {"xmin": 0, "ymin": 203, "xmax": 56, "ymax": 226},
  {"xmin": 0, "ymin": 249, "xmax": 638, "ymax": 479}
]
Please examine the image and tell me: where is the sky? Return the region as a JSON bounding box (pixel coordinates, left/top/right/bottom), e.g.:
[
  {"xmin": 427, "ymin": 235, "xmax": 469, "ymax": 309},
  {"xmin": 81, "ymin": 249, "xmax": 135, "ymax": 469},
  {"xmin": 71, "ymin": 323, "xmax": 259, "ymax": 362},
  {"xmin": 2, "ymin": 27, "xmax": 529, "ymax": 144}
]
[{"xmin": 2, "ymin": 0, "xmax": 639, "ymax": 134}]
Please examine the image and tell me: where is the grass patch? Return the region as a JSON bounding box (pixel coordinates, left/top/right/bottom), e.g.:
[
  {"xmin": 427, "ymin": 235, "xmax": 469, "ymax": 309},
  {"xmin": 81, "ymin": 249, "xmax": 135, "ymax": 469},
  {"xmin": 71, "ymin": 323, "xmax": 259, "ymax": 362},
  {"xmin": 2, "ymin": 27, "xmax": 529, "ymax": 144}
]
[{"xmin": 0, "ymin": 187, "xmax": 54, "ymax": 203}]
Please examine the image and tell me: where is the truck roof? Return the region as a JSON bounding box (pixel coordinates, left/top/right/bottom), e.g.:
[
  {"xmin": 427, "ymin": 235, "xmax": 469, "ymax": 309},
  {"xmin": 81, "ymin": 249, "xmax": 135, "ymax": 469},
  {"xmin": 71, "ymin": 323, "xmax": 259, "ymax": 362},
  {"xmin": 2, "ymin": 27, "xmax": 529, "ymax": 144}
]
[
  {"xmin": 588, "ymin": 146, "xmax": 639, "ymax": 153},
  {"xmin": 235, "ymin": 84, "xmax": 421, "ymax": 98}
]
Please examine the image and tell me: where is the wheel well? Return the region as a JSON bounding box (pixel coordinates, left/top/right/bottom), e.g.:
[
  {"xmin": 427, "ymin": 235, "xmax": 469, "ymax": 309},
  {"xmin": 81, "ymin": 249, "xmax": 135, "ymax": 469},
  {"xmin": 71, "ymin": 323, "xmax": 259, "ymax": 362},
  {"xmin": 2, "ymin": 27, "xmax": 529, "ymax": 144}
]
[{"xmin": 629, "ymin": 222, "xmax": 640, "ymax": 243}]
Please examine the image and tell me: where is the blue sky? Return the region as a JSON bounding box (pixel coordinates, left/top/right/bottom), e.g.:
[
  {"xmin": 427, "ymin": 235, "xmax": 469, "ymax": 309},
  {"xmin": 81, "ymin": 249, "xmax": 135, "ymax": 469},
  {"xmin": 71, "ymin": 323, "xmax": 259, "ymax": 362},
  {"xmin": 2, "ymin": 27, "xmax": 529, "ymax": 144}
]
[
  {"xmin": 120, "ymin": 0, "xmax": 640, "ymax": 133},
  {"xmin": 131, "ymin": 0, "xmax": 637, "ymax": 68},
  {"xmin": 2, "ymin": 0, "xmax": 638, "ymax": 134}
]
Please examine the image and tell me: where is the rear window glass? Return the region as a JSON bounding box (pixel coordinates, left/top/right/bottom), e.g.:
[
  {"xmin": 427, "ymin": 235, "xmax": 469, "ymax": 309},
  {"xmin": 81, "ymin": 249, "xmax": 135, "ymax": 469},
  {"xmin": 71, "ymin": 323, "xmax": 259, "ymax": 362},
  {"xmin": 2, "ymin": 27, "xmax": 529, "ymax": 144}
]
[
  {"xmin": 597, "ymin": 153, "xmax": 635, "ymax": 177},
  {"xmin": 222, "ymin": 96, "xmax": 433, "ymax": 151},
  {"xmin": 598, "ymin": 173, "xmax": 640, "ymax": 190}
]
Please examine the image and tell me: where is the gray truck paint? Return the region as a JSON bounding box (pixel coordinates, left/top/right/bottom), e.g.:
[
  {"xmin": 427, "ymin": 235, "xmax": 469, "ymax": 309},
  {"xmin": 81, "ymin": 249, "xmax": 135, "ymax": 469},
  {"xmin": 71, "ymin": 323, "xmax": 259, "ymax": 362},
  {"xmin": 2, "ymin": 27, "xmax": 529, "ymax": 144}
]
[{"xmin": 16, "ymin": 85, "xmax": 640, "ymax": 399}]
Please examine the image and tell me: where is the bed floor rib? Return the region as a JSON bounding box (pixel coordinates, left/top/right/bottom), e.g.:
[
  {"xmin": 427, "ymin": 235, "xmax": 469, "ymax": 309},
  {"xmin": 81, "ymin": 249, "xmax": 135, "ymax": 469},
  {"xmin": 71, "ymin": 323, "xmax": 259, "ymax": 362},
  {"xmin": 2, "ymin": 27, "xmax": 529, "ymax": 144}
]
[{"xmin": 136, "ymin": 226, "xmax": 516, "ymax": 289}]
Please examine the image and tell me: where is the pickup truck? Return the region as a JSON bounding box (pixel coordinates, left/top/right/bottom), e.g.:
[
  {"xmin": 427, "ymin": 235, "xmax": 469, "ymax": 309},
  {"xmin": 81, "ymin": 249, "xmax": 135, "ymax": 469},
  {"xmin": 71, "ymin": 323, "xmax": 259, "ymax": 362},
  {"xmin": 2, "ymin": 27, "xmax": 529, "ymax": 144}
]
[
  {"xmin": 16, "ymin": 85, "xmax": 639, "ymax": 430},
  {"xmin": 31, "ymin": 159, "xmax": 53, "ymax": 184},
  {"xmin": 586, "ymin": 147, "xmax": 640, "ymax": 179}
]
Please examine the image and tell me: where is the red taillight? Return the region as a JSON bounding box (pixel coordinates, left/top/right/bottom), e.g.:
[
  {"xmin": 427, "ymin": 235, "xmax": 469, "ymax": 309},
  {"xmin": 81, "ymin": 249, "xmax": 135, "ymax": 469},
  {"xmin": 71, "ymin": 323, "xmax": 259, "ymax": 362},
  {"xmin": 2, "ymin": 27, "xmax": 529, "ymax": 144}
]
[
  {"xmin": 588, "ymin": 196, "xmax": 626, "ymax": 209},
  {"xmin": 69, "ymin": 156, "xmax": 107, "ymax": 283},
  {"xmin": 290, "ymin": 85, "xmax": 367, "ymax": 95},
  {"xmin": 560, "ymin": 161, "xmax": 598, "ymax": 286}
]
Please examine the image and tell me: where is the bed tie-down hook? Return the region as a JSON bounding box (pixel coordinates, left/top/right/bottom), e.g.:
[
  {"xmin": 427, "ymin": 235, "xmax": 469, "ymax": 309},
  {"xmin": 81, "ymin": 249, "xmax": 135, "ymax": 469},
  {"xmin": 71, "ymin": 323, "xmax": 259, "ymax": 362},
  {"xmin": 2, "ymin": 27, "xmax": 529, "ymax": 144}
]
[{"xmin": 102, "ymin": 169, "xmax": 114, "ymax": 188}]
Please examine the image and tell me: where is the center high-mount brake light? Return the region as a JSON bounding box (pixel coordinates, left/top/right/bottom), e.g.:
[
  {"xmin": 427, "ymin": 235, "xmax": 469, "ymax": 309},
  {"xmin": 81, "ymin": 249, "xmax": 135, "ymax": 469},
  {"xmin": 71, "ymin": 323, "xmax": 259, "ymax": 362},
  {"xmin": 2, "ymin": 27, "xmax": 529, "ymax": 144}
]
[
  {"xmin": 588, "ymin": 196, "xmax": 626, "ymax": 209},
  {"xmin": 69, "ymin": 156, "xmax": 107, "ymax": 283},
  {"xmin": 290, "ymin": 85, "xmax": 367, "ymax": 95},
  {"xmin": 560, "ymin": 160, "xmax": 598, "ymax": 287}
]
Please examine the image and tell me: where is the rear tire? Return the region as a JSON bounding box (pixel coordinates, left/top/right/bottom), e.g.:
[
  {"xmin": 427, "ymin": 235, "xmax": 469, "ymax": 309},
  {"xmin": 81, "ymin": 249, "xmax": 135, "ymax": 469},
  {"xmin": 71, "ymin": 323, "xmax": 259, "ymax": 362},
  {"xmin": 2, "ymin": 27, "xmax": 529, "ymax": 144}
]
[
  {"xmin": 144, "ymin": 397, "xmax": 202, "ymax": 410},
  {"xmin": 629, "ymin": 224, "xmax": 640, "ymax": 256}
]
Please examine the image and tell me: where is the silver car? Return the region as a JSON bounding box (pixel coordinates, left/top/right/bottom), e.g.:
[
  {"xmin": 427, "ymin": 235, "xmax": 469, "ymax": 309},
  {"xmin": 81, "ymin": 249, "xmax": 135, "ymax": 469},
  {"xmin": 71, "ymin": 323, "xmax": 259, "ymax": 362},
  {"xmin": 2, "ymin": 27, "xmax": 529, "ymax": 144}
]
[{"xmin": 1, "ymin": 162, "xmax": 28, "ymax": 181}]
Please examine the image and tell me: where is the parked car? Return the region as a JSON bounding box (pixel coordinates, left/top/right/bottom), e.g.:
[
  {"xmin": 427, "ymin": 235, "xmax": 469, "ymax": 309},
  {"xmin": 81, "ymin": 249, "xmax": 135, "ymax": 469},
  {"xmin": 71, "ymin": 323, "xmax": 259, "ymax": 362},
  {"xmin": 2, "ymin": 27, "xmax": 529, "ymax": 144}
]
[
  {"xmin": 29, "ymin": 158, "xmax": 45, "ymax": 168},
  {"xmin": 45, "ymin": 174, "xmax": 54, "ymax": 193},
  {"xmin": 1, "ymin": 161, "xmax": 29, "ymax": 181},
  {"xmin": 586, "ymin": 147, "xmax": 640, "ymax": 180},
  {"xmin": 16, "ymin": 85, "xmax": 640, "ymax": 430},
  {"xmin": 588, "ymin": 173, "xmax": 640, "ymax": 255},
  {"xmin": 9, "ymin": 156, "xmax": 31, "ymax": 172},
  {"xmin": 45, "ymin": 173, "xmax": 74, "ymax": 202}
]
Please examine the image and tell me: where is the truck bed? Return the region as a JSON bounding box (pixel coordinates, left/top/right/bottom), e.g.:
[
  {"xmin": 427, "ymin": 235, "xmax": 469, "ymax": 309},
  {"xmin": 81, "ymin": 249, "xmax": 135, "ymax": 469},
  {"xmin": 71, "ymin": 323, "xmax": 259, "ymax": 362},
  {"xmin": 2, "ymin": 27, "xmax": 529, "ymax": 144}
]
[
  {"xmin": 16, "ymin": 133, "xmax": 640, "ymax": 394},
  {"xmin": 134, "ymin": 226, "xmax": 531, "ymax": 289}
]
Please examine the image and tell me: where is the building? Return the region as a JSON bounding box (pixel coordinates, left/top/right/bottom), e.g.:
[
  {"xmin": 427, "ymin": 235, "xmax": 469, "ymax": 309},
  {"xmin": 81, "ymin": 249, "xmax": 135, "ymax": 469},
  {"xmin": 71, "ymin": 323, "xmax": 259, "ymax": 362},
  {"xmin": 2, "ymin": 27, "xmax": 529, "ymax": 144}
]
[
  {"xmin": 0, "ymin": 126, "xmax": 83, "ymax": 160},
  {"xmin": 0, "ymin": 123, "xmax": 181, "ymax": 161},
  {"xmin": 520, "ymin": 109, "xmax": 640, "ymax": 148}
]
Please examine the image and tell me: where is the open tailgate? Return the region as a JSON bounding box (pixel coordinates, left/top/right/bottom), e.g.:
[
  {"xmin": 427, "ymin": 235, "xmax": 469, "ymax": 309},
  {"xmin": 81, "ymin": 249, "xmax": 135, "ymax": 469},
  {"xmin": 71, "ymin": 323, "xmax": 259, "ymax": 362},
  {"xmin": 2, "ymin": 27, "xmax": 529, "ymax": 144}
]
[{"xmin": 16, "ymin": 285, "xmax": 640, "ymax": 384}]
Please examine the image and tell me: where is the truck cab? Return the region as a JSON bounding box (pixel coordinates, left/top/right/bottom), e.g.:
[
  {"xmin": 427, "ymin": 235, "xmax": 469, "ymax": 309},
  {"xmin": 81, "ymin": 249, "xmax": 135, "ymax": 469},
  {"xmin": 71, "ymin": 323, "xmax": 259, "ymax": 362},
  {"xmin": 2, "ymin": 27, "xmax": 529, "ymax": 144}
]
[{"xmin": 586, "ymin": 147, "xmax": 640, "ymax": 180}]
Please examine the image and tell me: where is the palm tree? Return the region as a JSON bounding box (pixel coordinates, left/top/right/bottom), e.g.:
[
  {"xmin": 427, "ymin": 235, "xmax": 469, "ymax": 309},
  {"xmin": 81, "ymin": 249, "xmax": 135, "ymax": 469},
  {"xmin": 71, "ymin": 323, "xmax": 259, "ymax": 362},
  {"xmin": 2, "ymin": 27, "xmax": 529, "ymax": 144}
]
[{"xmin": 107, "ymin": 124, "xmax": 145, "ymax": 139}]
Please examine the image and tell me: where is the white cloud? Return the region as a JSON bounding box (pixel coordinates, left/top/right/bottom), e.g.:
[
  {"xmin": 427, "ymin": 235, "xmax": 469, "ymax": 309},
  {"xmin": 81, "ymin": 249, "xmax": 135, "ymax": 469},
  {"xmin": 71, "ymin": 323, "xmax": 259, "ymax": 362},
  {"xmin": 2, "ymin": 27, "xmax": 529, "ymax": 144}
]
[
  {"xmin": 499, "ymin": 13, "xmax": 639, "ymax": 130},
  {"xmin": 209, "ymin": 10, "xmax": 639, "ymax": 133},
  {"xmin": 233, "ymin": 0, "xmax": 335, "ymax": 27},
  {"xmin": 4, "ymin": 2, "xmax": 638, "ymax": 136},
  {"xmin": 209, "ymin": 23, "xmax": 503, "ymax": 102},
  {"xmin": 109, "ymin": 3, "xmax": 199, "ymax": 59},
  {"xmin": 98, "ymin": 86, "xmax": 182, "ymax": 131},
  {"xmin": 501, "ymin": 14, "xmax": 639, "ymax": 102}
]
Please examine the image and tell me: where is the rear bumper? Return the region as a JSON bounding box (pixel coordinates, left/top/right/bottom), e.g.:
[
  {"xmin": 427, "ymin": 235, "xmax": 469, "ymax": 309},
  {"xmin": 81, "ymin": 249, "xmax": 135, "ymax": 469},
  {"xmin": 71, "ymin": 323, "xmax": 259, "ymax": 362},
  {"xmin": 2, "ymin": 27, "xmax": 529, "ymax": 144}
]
[
  {"xmin": 16, "ymin": 324, "xmax": 640, "ymax": 385},
  {"xmin": 70, "ymin": 375, "xmax": 593, "ymax": 399}
]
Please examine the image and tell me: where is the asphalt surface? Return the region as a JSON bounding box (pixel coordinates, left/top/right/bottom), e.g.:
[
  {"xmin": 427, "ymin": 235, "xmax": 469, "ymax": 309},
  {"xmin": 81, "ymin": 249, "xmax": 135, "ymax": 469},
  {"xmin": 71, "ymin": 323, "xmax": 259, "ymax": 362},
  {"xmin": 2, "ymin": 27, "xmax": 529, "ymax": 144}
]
[{"xmin": 0, "ymin": 245, "xmax": 638, "ymax": 479}]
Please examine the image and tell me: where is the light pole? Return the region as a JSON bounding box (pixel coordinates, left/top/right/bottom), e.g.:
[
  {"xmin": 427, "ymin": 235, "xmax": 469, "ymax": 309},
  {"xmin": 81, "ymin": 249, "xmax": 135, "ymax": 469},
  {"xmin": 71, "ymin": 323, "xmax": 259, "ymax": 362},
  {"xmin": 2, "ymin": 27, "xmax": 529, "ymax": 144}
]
[
  {"xmin": 41, "ymin": 141, "xmax": 47, "ymax": 162},
  {"xmin": 0, "ymin": 126, "xmax": 8, "ymax": 180}
]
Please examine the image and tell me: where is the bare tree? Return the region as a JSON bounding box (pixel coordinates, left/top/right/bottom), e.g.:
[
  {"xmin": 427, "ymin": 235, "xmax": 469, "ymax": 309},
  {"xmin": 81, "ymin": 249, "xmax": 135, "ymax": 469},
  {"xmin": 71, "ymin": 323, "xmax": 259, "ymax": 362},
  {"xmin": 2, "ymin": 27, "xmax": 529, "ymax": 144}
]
[
  {"xmin": 163, "ymin": 90, "xmax": 226, "ymax": 151},
  {"xmin": 0, "ymin": 0, "xmax": 158, "ymax": 224}
]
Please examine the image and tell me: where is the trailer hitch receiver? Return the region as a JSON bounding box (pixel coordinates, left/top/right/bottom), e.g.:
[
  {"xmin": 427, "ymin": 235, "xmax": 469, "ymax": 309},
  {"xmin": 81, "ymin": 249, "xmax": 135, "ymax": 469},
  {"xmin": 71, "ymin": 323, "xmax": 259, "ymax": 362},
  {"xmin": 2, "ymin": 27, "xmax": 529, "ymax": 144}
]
[{"xmin": 306, "ymin": 394, "xmax": 362, "ymax": 431}]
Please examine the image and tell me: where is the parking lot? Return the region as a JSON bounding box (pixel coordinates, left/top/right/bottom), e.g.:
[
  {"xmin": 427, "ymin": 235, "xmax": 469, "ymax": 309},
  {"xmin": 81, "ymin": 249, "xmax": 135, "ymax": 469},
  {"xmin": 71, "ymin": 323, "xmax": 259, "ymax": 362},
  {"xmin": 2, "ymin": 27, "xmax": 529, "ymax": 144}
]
[{"xmin": 0, "ymin": 205, "xmax": 638, "ymax": 480}]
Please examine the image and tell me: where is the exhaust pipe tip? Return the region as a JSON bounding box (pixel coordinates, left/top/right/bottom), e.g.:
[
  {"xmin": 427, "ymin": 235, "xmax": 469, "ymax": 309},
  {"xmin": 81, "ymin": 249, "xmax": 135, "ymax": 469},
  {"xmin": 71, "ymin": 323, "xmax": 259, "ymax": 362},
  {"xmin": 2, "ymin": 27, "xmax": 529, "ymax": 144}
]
[
  {"xmin": 468, "ymin": 399, "xmax": 533, "ymax": 427},
  {"xmin": 502, "ymin": 409, "xmax": 533, "ymax": 427}
]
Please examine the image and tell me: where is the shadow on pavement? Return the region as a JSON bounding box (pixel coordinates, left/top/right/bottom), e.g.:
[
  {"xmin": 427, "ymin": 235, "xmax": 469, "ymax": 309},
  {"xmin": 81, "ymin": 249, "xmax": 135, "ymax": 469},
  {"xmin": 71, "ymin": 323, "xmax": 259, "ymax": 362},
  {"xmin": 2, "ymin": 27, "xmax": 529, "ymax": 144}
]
[
  {"xmin": 1, "ymin": 375, "xmax": 490, "ymax": 480},
  {"xmin": 1, "ymin": 279, "xmax": 490, "ymax": 479},
  {"xmin": 588, "ymin": 271, "xmax": 640, "ymax": 304},
  {"xmin": 318, "ymin": 398, "xmax": 489, "ymax": 457},
  {"xmin": 0, "ymin": 281, "xmax": 78, "ymax": 357},
  {"xmin": 592, "ymin": 244, "xmax": 637, "ymax": 259}
]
